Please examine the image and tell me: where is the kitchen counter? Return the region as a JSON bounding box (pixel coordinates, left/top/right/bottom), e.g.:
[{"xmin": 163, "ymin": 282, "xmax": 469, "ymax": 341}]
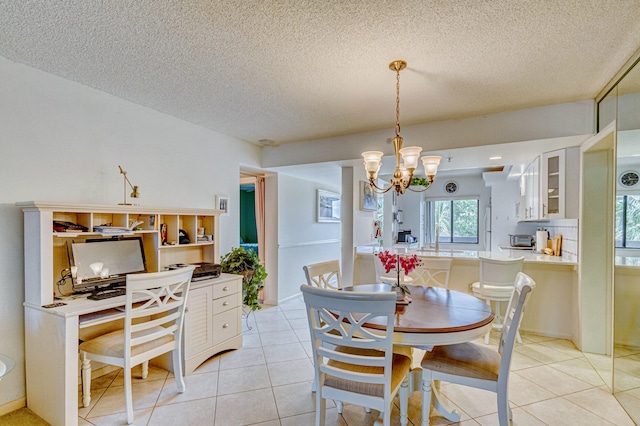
[
  {"xmin": 354, "ymin": 245, "xmax": 578, "ymax": 340},
  {"xmin": 616, "ymin": 255, "xmax": 640, "ymax": 268},
  {"xmin": 355, "ymin": 245, "xmax": 577, "ymax": 266}
]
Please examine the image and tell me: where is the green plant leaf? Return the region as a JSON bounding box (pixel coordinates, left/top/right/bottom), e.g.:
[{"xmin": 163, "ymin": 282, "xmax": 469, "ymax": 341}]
[
  {"xmin": 220, "ymin": 247, "xmax": 267, "ymax": 311},
  {"xmin": 410, "ymin": 177, "xmax": 430, "ymax": 187}
]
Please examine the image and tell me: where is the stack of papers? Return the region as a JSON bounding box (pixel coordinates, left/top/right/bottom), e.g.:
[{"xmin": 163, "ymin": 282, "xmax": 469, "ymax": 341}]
[
  {"xmin": 93, "ymin": 226, "xmax": 133, "ymax": 234},
  {"xmin": 93, "ymin": 221, "xmax": 143, "ymax": 235}
]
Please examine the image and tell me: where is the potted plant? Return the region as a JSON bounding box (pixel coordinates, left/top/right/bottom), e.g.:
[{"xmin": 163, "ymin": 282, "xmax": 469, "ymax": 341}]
[
  {"xmin": 376, "ymin": 250, "xmax": 421, "ymax": 295},
  {"xmin": 220, "ymin": 247, "xmax": 267, "ymax": 311}
]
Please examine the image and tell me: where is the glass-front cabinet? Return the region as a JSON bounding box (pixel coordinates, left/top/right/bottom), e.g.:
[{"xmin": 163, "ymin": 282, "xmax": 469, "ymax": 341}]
[{"xmin": 541, "ymin": 150, "xmax": 564, "ymax": 219}]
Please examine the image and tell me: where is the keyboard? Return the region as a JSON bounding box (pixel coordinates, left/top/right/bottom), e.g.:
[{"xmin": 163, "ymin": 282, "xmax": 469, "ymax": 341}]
[{"xmin": 87, "ymin": 287, "xmax": 127, "ymax": 300}]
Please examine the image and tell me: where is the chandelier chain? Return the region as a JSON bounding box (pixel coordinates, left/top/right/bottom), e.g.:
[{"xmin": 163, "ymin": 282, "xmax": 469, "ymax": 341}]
[{"xmin": 395, "ymin": 66, "xmax": 401, "ymax": 137}]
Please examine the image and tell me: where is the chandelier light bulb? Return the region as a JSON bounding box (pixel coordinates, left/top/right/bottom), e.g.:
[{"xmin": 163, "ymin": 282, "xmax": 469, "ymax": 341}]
[
  {"xmin": 362, "ymin": 151, "xmax": 383, "ymax": 177},
  {"xmin": 422, "ymin": 156, "xmax": 442, "ymax": 179},
  {"xmin": 399, "ymin": 146, "xmax": 422, "ymax": 170}
]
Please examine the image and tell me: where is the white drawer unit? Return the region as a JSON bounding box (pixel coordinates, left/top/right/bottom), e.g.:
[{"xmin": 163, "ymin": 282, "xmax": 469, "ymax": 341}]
[{"xmin": 184, "ymin": 274, "xmax": 243, "ymax": 375}]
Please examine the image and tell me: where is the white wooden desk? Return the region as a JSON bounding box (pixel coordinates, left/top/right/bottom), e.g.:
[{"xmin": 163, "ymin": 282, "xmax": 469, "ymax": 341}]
[
  {"xmin": 23, "ymin": 273, "xmax": 243, "ymax": 426},
  {"xmin": 24, "ymin": 292, "xmax": 153, "ymax": 426}
]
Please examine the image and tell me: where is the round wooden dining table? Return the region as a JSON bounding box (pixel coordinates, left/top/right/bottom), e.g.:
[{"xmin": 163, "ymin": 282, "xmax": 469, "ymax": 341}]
[
  {"xmin": 342, "ymin": 283, "xmax": 495, "ymax": 424},
  {"xmin": 343, "ymin": 283, "xmax": 495, "ymax": 349}
]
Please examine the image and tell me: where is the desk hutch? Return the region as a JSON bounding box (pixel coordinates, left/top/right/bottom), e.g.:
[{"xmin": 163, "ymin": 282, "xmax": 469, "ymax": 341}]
[{"xmin": 18, "ymin": 202, "xmax": 243, "ymax": 426}]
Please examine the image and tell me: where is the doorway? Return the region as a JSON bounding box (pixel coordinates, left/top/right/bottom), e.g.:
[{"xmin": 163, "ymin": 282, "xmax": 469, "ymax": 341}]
[{"xmin": 239, "ymin": 173, "xmax": 266, "ymax": 300}]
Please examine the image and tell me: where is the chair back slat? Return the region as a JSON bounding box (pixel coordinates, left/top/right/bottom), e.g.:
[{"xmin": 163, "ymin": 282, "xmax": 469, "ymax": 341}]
[
  {"xmin": 301, "ymin": 284, "xmax": 397, "ymax": 401},
  {"xmin": 410, "ymin": 257, "xmax": 452, "ymax": 288},
  {"xmin": 304, "ymin": 260, "xmax": 342, "ymax": 290},
  {"xmin": 478, "ymin": 256, "xmax": 524, "ymax": 290},
  {"xmin": 498, "ymin": 272, "xmax": 536, "ymax": 375},
  {"xmin": 124, "ymin": 266, "xmax": 195, "ymax": 355}
]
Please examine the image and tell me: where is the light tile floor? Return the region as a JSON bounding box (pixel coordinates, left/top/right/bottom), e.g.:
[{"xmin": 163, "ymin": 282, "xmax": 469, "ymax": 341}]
[{"xmin": 53, "ymin": 296, "xmax": 638, "ymax": 425}]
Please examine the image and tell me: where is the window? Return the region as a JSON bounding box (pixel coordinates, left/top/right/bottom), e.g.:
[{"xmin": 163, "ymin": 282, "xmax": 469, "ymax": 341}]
[
  {"xmin": 428, "ymin": 199, "xmax": 479, "ymax": 244},
  {"xmin": 616, "ymin": 195, "xmax": 640, "ymax": 248}
]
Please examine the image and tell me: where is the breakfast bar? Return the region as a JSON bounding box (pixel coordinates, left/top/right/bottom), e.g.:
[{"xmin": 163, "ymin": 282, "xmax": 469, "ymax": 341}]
[{"xmin": 354, "ymin": 246, "xmax": 578, "ymax": 340}]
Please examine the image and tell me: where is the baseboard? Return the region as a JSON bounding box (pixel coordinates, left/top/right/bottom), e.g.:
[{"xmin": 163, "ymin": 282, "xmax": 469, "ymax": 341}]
[
  {"xmin": 0, "ymin": 397, "xmax": 26, "ymax": 417},
  {"xmin": 520, "ymin": 327, "xmax": 572, "ymax": 340}
]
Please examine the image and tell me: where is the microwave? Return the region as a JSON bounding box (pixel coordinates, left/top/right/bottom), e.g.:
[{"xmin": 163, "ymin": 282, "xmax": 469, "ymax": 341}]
[{"xmin": 509, "ymin": 234, "xmax": 534, "ymax": 247}]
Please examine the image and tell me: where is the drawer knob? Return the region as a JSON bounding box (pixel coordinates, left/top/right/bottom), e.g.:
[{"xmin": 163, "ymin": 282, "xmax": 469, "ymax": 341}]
[
  {"xmin": 223, "ymin": 323, "xmax": 229, "ymax": 328},
  {"xmin": 223, "ymin": 301, "xmax": 229, "ymax": 306},
  {"xmin": 223, "ymin": 286, "xmax": 229, "ymax": 291}
]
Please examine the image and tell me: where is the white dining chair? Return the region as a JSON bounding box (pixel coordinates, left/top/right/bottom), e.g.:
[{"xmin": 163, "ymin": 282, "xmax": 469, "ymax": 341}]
[
  {"xmin": 79, "ymin": 266, "xmax": 195, "ymax": 424},
  {"xmin": 301, "ymin": 284, "xmax": 411, "ymax": 426},
  {"xmin": 471, "ymin": 256, "xmax": 524, "ymax": 344},
  {"xmin": 421, "ymin": 272, "xmax": 536, "ymax": 426},
  {"xmin": 303, "ymin": 260, "xmax": 343, "ymax": 290},
  {"xmin": 373, "ymin": 254, "xmax": 414, "ymax": 286},
  {"xmin": 409, "ymin": 257, "xmax": 453, "ymax": 288}
]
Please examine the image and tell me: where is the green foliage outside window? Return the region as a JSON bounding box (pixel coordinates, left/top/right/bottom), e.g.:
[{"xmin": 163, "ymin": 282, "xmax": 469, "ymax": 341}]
[
  {"xmin": 432, "ymin": 199, "xmax": 479, "ymax": 244},
  {"xmin": 616, "ymin": 195, "xmax": 640, "ymax": 248}
]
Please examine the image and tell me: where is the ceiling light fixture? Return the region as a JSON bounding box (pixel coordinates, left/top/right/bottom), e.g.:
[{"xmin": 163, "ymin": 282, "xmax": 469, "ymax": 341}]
[
  {"xmin": 362, "ymin": 60, "xmax": 441, "ymax": 195},
  {"xmin": 489, "ymin": 156, "xmax": 502, "ymax": 160}
]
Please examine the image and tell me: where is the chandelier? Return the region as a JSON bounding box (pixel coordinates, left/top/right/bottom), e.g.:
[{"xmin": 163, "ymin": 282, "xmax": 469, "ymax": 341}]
[{"xmin": 362, "ymin": 60, "xmax": 441, "ymax": 195}]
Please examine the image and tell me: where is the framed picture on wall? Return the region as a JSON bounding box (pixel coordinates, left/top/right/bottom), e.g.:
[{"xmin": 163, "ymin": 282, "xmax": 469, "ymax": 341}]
[
  {"xmin": 215, "ymin": 195, "xmax": 229, "ymax": 216},
  {"xmin": 317, "ymin": 189, "xmax": 341, "ymax": 222},
  {"xmin": 360, "ymin": 180, "xmax": 377, "ymax": 211}
]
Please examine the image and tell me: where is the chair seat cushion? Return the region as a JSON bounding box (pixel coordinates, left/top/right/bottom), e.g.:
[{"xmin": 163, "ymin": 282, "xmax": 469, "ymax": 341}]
[
  {"xmin": 421, "ymin": 342, "xmax": 501, "ymax": 381},
  {"xmin": 79, "ymin": 327, "xmax": 174, "ymax": 359},
  {"xmin": 325, "ymin": 347, "xmax": 411, "ymax": 397},
  {"xmin": 471, "ymin": 282, "xmax": 514, "ymax": 299}
]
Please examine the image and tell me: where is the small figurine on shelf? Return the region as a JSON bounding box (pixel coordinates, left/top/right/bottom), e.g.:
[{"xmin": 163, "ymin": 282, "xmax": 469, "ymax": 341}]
[{"xmin": 160, "ymin": 223, "xmax": 167, "ymax": 245}]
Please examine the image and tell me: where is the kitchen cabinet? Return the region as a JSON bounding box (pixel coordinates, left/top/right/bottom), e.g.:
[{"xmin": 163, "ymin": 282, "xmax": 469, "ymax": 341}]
[
  {"xmin": 518, "ymin": 148, "xmax": 579, "ymax": 221},
  {"xmin": 520, "ymin": 156, "xmax": 540, "ymax": 220},
  {"xmin": 540, "ymin": 148, "xmax": 579, "ymax": 219}
]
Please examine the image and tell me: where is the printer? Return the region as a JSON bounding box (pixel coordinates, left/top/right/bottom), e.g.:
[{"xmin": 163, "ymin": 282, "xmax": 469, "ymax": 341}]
[{"xmin": 167, "ymin": 262, "xmax": 222, "ymax": 281}]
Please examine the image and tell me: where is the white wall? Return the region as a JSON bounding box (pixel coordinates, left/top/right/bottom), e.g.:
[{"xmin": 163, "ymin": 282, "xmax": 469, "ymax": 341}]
[
  {"xmin": 340, "ymin": 166, "xmax": 377, "ymax": 284},
  {"xmin": 0, "ymin": 57, "xmax": 261, "ymax": 409},
  {"xmin": 397, "ymin": 189, "xmax": 422, "ymax": 242},
  {"xmin": 262, "ymin": 101, "xmax": 594, "ymax": 168},
  {"xmin": 276, "ymin": 173, "xmax": 341, "ymax": 301}
]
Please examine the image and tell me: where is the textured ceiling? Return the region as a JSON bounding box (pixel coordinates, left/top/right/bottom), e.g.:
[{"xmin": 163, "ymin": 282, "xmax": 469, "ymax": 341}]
[{"xmin": 2, "ymin": 1, "xmax": 640, "ymax": 145}]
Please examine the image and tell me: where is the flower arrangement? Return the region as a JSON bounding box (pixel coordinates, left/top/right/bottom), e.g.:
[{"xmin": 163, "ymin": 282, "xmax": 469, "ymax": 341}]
[{"xmin": 376, "ymin": 250, "xmax": 422, "ymax": 294}]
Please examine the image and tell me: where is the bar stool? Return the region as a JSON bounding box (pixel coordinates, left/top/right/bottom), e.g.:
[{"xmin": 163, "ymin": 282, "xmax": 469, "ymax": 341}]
[{"xmin": 471, "ymin": 256, "xmax": 524, "ymax": 344}]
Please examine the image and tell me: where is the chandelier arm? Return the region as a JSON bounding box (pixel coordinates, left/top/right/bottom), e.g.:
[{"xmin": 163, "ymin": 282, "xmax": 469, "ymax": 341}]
[
  {"xmin": 368, "ymin": 179, "xmax": 395, "ymax": 194},
  {"xmin": 407, "ymin": 184, "xmax": 432, "ymax": 193}
]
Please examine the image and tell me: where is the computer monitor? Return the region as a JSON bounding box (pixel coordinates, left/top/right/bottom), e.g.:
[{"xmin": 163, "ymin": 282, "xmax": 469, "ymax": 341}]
[{"xmin": 69, "ymin": 237, "xmax": 147, "ymax": 292}]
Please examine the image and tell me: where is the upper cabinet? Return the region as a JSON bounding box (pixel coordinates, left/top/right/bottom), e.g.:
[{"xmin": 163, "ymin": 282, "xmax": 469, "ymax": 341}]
[
  {"xmin": 541, "ymin": 150, "xmax": 563, "ymax": 218},
  {"xmin": 519, "ymin": 147, "xmax": 579, "ymax": 221},
  {"xmin": 520, "ymin": 156, "xmax": 540, "ymax": 220}
]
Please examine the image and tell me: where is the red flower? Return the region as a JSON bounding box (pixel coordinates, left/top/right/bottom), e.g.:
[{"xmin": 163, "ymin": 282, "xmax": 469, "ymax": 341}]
[
  {"xmin": 376, "ymin": 251, "xmax": 422, "ymax": 275},
  {"xmin": 399, "ymin": 254, "xmax": 421, "ymax": 275}
]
